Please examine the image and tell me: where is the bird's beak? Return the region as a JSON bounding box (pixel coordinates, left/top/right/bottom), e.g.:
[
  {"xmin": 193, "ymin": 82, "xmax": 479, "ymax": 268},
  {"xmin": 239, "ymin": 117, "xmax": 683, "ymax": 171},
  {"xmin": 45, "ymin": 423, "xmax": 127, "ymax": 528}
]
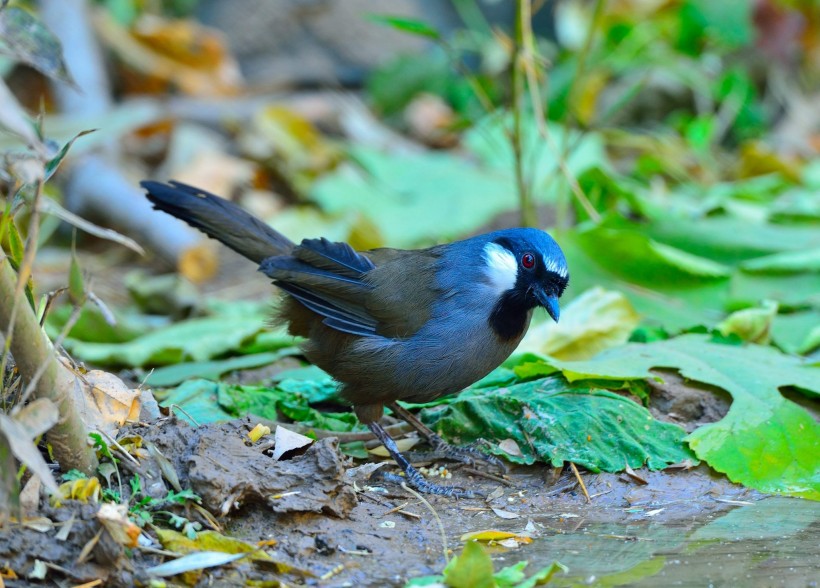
[{"xmin": 535, "ymin": 290, "xmax": 561, "ymax": 323}]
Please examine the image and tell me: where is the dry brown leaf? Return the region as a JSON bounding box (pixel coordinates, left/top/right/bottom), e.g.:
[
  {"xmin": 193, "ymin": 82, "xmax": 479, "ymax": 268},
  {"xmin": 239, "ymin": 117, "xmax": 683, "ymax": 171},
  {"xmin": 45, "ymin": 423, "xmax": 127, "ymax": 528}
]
[
  {"xmin": 94, "ymin": 11, "xmax": 242, "ymax": 97},
  {"xmin": 97, "ymin": 503, "xmax": 141, "ymax": 548},
  {"xmin": 178, "ymin": 241, "xmax": 219, "ymax": 284},
  {"xmin": 69, "ymin": 369, "xmax": 141, "ymax": 435}
]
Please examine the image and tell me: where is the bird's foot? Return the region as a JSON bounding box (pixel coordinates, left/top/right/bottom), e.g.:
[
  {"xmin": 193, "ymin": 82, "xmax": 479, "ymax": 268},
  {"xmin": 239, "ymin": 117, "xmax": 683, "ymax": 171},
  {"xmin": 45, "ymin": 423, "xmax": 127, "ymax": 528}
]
[
  {"xmin": 426, "ymin": 435, "xmax": 508, "ymax": 474},
  {"xmin": 366, "ymin": 420, "xmax": 481, "ymax": 499},
  {"xmin": 379, "ymin": 468, "xmax": 480, "ymax": 499}
]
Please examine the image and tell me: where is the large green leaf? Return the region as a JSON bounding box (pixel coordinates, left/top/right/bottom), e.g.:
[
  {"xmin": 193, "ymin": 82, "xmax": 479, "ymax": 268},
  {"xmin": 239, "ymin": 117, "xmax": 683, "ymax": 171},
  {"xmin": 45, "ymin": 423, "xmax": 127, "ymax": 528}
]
[
  {"xmin": 549, "ymin": 334, "xmax": 820, "ymax": 499},
  {"xmin": 421, "ymin": 376, "xmax": 695, "ymax": 472},
  {"xmin": 62, "ymin": 314, "xmax": 271, "ymax": 367},
  {"xmin": 311, "ymin": 147, "xmax": 519, "ymax": 247},
  {"xmin": 558, "ymin": 223, "xmax": 730, "ymax": 329},
  {"xmin": 636, "ymin": 216, "xmax": 820, "ymax": 267}
]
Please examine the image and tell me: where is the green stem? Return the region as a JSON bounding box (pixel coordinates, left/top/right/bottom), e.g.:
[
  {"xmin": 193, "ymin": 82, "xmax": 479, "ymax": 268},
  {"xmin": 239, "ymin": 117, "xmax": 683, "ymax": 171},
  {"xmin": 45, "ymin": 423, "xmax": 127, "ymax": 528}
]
[
  {"xmin": 0, "ymin": 256, "xmax": 98, "ymax": 475},
  {"xmin": 513, "ymin": 0, "xmax": 537, "ymax": 227}
]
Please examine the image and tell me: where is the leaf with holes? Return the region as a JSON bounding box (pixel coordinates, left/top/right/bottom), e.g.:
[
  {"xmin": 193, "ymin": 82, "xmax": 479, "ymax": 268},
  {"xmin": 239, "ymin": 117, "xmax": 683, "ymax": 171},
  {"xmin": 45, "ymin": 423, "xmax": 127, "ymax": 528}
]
[{"xmin": 548, "ymin": 334, "xmax": 820, "ymax": 499}]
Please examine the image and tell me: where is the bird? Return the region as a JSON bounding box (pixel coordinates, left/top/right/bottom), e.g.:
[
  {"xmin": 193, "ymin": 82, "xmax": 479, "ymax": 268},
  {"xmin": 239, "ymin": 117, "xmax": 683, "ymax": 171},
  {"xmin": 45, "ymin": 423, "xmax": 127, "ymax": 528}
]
[{"xmin": 141, "ymin": 181, "xmax": 569, "ymax": 497}]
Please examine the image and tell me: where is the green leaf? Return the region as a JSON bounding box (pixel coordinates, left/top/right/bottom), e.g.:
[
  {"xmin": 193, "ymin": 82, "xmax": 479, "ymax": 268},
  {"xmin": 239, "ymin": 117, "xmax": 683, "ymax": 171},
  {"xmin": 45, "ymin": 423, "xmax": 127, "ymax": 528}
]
[
  {"xmin": 558, "ymin": 223, "xmax": 730, "ymax": 329},
  {"xmin": 45, "ymin": 305, "xmax": 159, "ymax": 344},
  {"xmin": 61, "ymin": 313, "xmax": 271, "ymax": 367},
  {"xmin": 0, "ymin": 7, "xmax": 75, "ymax": 85},
  {"xmin": 156, "ymin": 377, "xmax": 353, "ymax": 431},
  {"xmin": 464, "ymin": 115, "xmax": 607, "ymax": 203},
  {"xmin": 717, "ymin": 300, "xmax": 778, "ymax": 344},
  {"xmin": 5, "ymin": 218, "xmax": 24, "ymax": 266},
  {"xmin": 740, "ymin": 248, "xmax": 820, "ymax": 274},
  {"xmin": 44, "ymin": 130, "xmax": 95, "ymax": 181},
  {"xmin": 512, "ymin": 561, "xmax": 567, "ymax": 588},
  {"xmin": 549, "ymin": 334, "xmax": 820, "ymax": 499},
  {"xmin": 443, "ymin": 541, "xmax": 496, "ymax": 588},
  {"xmin": 367, "ymin": 14, "xmax": 440, "ymax": 39},
  {"xmin": 68, "ymin": 243, "xmax": 85, "ymax": 306},
  {"xmin": 144, "ymin": 349, "xmax": 299, "ymax": 387},
  {"xmin": 311, "ymin": 147, "xmax": 519, "ymax": 247},
  {"xmin": 422, "ymin": 375, "xmax": 695, "ymax": 471},
  {"xmin": 155, "ymin": 380, "xmax": 235, "ymax": 425}
]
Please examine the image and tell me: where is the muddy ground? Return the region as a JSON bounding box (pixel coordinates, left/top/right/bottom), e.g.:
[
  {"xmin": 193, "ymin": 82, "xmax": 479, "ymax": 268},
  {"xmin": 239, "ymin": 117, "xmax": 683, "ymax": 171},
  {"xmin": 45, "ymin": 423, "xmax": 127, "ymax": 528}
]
[{"xmin": 0, "ymin": 411, "xmax": 771, "ymax": 587}]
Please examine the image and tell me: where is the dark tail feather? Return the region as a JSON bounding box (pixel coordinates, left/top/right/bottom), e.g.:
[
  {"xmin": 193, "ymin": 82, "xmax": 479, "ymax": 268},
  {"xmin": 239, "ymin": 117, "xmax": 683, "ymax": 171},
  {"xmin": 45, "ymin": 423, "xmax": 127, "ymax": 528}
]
[{"xmin": 141, "ymin": 180, "xmax": 294, "ymax": 263}]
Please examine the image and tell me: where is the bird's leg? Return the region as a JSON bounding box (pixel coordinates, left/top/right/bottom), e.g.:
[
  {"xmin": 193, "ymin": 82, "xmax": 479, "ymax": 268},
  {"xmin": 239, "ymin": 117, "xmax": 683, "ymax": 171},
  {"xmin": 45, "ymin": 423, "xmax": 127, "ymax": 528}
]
[
  {"xmin": 367, "ymin": 421, "xmax": 478, "ymax": 498},
  {"xmin": 387, "ymin": 402, "xmax": 507, "ymax": 474}
]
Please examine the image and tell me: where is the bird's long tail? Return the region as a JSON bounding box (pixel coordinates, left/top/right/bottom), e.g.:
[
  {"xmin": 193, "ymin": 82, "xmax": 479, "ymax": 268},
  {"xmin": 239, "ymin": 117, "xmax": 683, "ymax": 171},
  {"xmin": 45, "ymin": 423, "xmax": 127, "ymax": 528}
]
[{"xmin": 141, "ymin": 180, "xmax": 294, "ymax": 263}]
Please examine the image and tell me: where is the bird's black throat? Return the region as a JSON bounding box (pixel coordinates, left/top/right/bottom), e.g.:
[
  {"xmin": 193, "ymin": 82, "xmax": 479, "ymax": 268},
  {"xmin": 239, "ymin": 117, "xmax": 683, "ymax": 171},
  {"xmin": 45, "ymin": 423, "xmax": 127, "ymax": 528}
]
[{"xmin": 489, "ymin": 290, "xmax": 531, "ymax": 341}]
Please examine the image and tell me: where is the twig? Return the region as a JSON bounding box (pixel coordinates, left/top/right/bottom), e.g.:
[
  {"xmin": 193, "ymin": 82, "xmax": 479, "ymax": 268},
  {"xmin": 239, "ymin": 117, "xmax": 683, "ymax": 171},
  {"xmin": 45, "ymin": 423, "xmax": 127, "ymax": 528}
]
[
  {"xmin": 167, "ymin": 404, "xmax": 201, "ymax": 427},
  {"xmin": 401, "ymin": 483, "xmax": 449, "ymax": 565},
  {"xmin": 383, "ymin": 500, "xmax": 423, "ymax": 520},
  {"xmin": 520, "ymin": 0, "xmax": 600, "ymax": 224},
  {"xmin": 461, "ymin": 466, "xmax": 514, "ymax": 486},
  {"xmin": 569, "ymin": 462, "xmax": 590, "ymax": 503}
]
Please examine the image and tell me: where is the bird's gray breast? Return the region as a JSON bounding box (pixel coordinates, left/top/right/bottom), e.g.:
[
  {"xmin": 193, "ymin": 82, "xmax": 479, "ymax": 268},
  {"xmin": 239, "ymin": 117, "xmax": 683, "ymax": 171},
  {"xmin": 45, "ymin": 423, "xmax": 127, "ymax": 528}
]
[{"xmin": 385, "ymin": 279, "xmax": 531, "ymax": 403}]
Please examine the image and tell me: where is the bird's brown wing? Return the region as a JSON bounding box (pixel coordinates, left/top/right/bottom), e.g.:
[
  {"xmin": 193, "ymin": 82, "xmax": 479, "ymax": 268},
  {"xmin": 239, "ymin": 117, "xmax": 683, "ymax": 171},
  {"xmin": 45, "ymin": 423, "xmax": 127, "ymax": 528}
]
[
  {"xmin": 259, "ymin": 239, "xmax": 442, "ymax": 339},
  {"xmin": 363, "ymin": 247, "xmax": 442, "ymax": 338}
]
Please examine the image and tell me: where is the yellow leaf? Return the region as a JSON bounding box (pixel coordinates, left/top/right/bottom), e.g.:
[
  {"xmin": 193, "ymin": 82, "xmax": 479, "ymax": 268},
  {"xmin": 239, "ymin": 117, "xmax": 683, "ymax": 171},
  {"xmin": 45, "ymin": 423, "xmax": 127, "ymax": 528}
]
[
  {"xmin": 248, "ymin": 423, "xmax": 271, "ymax": 443},
  {"xmin": 460, "ymin": 529, "xmax": 532, "ymax": 544},
  {"xmin": 368, "ymin": 437, "xmax": 419, "ymax": 457},
  {"xmin": 51, "ymin": 477, "xmax": 101, "ymax": 506},
  {"xmin": 157, "ymin": 529, "xmax": 273, "ymax": 564},
  {"xmin": 519, "ymin": 287, "xmax": 640, "ymax": 360}
]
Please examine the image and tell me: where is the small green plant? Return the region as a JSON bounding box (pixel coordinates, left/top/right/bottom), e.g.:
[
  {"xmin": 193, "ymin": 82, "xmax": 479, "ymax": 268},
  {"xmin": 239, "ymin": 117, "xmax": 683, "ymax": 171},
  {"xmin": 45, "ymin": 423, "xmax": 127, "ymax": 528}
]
[
  {"xmin": 407, "ymin": 540, "xmax": 566, "ymax": 588},
  {"xmin": 129, "ymin": 478, "xmax": 204, "ymax": 540}
]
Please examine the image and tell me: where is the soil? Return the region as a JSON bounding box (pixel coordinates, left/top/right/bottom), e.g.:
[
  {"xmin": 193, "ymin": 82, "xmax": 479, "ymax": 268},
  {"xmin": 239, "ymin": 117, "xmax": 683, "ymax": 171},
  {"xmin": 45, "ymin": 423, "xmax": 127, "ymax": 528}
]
[{"xmin": 0, "ymin": 411, "xmax": 765, "ymax": 587}]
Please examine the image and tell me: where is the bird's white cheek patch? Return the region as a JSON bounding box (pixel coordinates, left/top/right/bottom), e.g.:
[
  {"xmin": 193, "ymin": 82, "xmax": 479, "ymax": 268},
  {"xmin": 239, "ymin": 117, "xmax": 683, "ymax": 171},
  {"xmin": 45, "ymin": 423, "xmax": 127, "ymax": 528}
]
[{"xmin": 483, "ymin": 242, "xmax": 518, "ymax": 294}]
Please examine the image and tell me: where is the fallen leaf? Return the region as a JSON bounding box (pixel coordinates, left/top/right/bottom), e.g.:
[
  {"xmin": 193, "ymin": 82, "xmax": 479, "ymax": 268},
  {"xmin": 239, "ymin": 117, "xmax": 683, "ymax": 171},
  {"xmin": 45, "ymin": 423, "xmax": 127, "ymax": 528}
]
[
  {"xmin": 624, "ymin": 463, "xmax": 648, "ymax": 485},
  {"xmin": 485, "ymin": 486, "xmax": 505, "ymax": 501},
  {"xmin": 0, "ymin": 415, "xmax": 59, "ymax": 494},
  {"xmin": 272, "ymin": 426, "xmax": 314, "ymax": 460},
  {"xmin": 51, "ymin": 477, "xmax": 100, "ymax": 506},
  {"xmin": 97, "ymin": 503, "xmax": 140, "ymax": 548},
  {"xmin": 518, "ymin": 287, "xmax": 641, "ymax": 360},
  {"xmin": 368, "ymin": 436, "xmax": 419, "ymax": 457},
  {"xmin": 72, "ymin": 369, "xmax": 141, "ymax": 434},
  {"xmin": 96, "ymin": 12, "xmax": 242, "ymax": 97},
  {"xmin": 145, "ymin": 551, "xmax": 250, "ymax": 578},
  {"xmin": 497, "ymin": 439, "xmax": 523, "ymax": 459},
  {"xmin": 21, "ymin": 517, "xmax": 53, "ymax": 532},
  {"xmin": 18, "ymin": 476, "xmax": 41, "ymax": 519},
  {"xmin": 345, "ymin": 462, "xmax": 388, "ymax": 481},
  {"xmin": 157, "ymin": 529, "xmax": 271, "ymax": 563},
  {"xmin": 460, "ymin": 530, "xmax": 532, "ymax": 544},
  {"xmin": 491, "ymin": 508, "xmax": 520, "ymax": 520}
]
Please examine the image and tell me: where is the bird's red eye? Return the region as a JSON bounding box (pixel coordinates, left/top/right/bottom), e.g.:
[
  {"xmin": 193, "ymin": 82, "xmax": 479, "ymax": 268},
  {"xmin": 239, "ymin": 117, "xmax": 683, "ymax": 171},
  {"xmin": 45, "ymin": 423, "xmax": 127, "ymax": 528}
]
[{"xmin": 521, "ymin": 252, "xmax": 535, "ymax": 269}]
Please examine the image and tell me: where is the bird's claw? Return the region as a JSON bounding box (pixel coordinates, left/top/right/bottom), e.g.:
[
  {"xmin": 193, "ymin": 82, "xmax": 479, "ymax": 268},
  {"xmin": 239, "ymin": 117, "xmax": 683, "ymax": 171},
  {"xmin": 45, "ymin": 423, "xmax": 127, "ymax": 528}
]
[{"xmin": 428, "ymin": 436, "xmax": 508, "ymax": 474}]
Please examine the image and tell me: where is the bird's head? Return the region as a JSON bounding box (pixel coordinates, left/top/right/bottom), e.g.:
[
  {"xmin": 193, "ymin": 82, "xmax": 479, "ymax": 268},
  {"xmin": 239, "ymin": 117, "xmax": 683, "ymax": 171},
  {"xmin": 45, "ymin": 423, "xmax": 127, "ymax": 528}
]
[{"xmin": 481, "ymin": 229, "xmax": 569, "ymax": 336}]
